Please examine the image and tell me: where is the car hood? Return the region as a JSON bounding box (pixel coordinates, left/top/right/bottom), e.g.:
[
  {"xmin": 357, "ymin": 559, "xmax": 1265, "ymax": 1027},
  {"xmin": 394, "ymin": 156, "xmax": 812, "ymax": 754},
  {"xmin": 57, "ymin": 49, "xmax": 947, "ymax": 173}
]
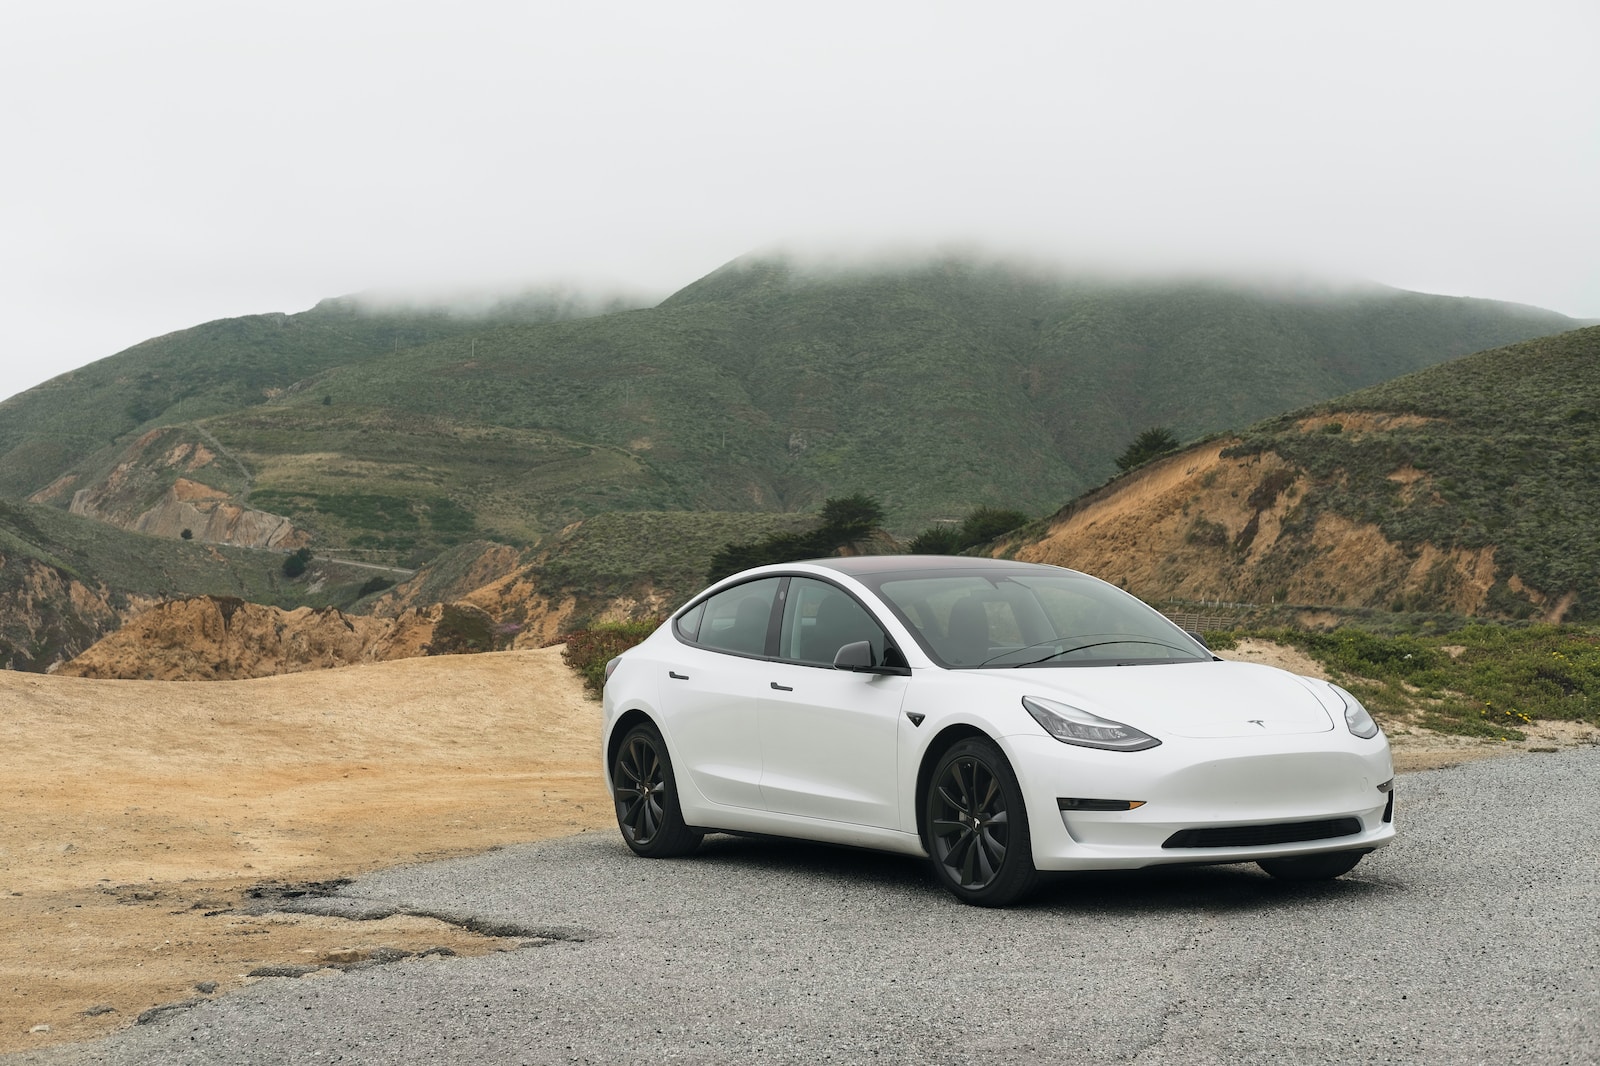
[{"xmin": 1013, "ymin": 659, "xmax": 1337, "ymax": 738}]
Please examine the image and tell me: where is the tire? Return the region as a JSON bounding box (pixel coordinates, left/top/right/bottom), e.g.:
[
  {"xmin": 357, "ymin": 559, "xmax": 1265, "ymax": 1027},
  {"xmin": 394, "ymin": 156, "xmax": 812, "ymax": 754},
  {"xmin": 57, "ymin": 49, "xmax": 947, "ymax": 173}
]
[
  {"xmin": 925, "ymin": 738, "xmax": 1038, "ymax": 906},
  {"xmin": 1258, "ymin": 850, "xmax": 1366, "ymax": 881},
  {"xmin": 611, "ymin": 723, "xmax": 701, "ymax": 858}
]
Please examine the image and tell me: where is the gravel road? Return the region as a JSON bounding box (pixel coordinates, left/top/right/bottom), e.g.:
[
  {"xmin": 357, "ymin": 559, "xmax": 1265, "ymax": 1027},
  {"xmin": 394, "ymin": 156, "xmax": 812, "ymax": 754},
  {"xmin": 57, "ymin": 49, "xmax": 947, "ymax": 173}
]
[{"xmin": 12, "ymin": 748, "xmax": 1597, "ymax": 1066}]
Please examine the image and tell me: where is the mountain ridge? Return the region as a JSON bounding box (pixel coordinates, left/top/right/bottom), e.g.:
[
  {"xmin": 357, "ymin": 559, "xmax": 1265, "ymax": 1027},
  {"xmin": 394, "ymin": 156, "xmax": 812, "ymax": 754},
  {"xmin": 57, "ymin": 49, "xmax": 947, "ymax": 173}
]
[{"xmin": 1, "ymin": 254, "xmax": 1578, "ymax": 555}]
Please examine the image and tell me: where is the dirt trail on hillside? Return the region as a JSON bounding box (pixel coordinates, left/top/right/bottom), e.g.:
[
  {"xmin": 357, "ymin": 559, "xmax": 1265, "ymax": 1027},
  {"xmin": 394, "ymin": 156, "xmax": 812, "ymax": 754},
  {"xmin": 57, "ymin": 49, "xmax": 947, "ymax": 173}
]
[{"xmin": 1, "ymin": 643, "xmax": 1585, "ymax": 1056}]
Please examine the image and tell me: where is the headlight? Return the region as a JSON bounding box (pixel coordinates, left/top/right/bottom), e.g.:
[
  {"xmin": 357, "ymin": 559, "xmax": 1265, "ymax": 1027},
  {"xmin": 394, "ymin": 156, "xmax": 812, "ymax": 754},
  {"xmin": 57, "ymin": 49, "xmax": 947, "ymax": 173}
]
[
  {"xmin": 1332, "ymin": 684, "xmax": 1380, "ymax": 739},
  {"xmin": 1022, "ymin": 696, "xmax": 1161, "ymax": 752}
]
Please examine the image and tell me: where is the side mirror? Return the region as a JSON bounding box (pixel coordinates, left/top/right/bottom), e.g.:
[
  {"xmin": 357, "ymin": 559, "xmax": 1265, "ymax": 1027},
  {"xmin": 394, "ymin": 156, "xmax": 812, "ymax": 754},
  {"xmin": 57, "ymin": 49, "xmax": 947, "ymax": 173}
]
[
  {"xmin": 833, "ymin": 641, "xmax": 913, "ymax": 676},
  {"xmin": 833, "ymin": 640, "xmax": 876, "ymax": 672}
]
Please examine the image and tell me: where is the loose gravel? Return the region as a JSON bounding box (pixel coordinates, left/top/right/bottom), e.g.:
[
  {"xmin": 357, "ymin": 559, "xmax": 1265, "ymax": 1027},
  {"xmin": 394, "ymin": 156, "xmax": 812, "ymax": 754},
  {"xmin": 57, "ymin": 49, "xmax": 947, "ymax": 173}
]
[{"xmin": 9, "ymin": 748, "xmax": 1596, "ymax": 1066}]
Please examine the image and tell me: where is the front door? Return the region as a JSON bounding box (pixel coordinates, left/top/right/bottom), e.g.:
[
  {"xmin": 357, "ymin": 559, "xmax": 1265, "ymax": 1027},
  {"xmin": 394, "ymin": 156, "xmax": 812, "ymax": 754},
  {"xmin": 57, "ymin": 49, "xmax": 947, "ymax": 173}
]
[{"xmin": 757, "ymin": 577, "xmax": 905, "ymax": 829}]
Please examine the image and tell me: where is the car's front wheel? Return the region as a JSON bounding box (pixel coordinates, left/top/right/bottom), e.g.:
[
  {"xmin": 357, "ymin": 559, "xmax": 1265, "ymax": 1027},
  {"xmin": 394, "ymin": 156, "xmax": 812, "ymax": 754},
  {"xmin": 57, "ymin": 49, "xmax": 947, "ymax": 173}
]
[
  {"xmin": 1258, "ymin": 850, "xmax": 1366, "ymax": 881},
  {"xmin": 925, "ymin": 738, "xmax": 1038, "ymax": 906},
  {"xmin": 612, "ymin": 722, "xmax": 701, "ymax": 858}
]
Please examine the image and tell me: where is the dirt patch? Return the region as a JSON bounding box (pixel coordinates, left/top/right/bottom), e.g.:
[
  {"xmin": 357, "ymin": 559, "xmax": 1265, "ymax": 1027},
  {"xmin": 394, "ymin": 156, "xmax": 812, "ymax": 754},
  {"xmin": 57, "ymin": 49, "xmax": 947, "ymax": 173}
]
[
  {"xmin": 1220, "ymin": 638, "xmax": 1329, "ymax": 678},
  {"xmin": 1296, "ymin": 412, "xmax": 1439, "ymax": 434},
  {"xmin": 0, "ymin": 647, "xmax": 613, "ymax": 1054}
]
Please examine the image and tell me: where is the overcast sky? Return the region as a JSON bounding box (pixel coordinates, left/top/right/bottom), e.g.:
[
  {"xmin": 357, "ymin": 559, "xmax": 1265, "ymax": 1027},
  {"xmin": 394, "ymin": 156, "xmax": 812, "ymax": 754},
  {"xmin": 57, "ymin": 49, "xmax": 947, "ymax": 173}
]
[{"xmin": 2, "ymin": 0, "xmax": 1596, "ymax": 403}]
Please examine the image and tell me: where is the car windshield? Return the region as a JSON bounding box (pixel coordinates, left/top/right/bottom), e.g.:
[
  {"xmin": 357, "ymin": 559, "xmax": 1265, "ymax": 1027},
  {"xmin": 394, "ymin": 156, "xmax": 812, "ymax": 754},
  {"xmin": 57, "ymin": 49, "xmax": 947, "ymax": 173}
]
[{"xmin": 866, "ymin": 568, "xmax": 1210, "ymax": 669}]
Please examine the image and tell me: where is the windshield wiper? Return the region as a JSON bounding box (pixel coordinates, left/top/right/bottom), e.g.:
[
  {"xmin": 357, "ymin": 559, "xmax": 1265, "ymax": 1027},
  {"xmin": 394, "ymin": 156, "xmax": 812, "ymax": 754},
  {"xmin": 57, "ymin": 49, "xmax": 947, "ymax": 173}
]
[{"xmin": 985, "ymin": 639, "xmax": 1191, "ymax": 669}]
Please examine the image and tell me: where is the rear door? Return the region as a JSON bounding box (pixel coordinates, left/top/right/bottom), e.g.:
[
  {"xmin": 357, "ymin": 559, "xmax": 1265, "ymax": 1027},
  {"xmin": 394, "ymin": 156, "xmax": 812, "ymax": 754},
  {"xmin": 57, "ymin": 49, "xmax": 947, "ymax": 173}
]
[{"xmin": 655, "ymin": 577, "xmax": 781, "ymax": 812}]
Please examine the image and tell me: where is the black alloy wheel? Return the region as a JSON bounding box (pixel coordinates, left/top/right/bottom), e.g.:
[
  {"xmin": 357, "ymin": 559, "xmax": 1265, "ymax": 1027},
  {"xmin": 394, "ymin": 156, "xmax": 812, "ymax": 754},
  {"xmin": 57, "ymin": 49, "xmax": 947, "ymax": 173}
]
[
  {"xmin": 612, "ymin": 723, "xmax": 701, "ymax": 858},
  {"xmin": 1258, "ymin": 850, "xmax": 1365, "ymax": 881},
  {"xmin": 926, "ymin": 738, "xmax": 1037, "ymax": 906}
]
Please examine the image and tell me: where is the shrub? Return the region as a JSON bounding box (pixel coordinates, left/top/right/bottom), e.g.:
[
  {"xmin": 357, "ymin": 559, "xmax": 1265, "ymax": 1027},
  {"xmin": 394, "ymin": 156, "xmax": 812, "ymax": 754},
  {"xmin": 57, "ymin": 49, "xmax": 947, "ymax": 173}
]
[
  {"xmin": 1115, "ymin": 427, "xmax": 1179, "ymax": 473},
  {"xmin": 425, "ymin": 603, "xmax": 499, "ymax": 655},
  {"xmin": 958, "ymin": 507, "xmax": 1029, "ymax": 546},
  {"xmin": 707, "ymin": 495, "xmax": 887, "ymax": 582},
  {"xmin": 357, "ymin": 576, "xmax": 393, "ymax": 598},
  {"xmin": 282, "ymin": 547, "xmax": 314, "ymax": 578},
  {"xmin": 562, "ymin": 619, "xmax": 662, "ymax": 695},
  {"xmin": 907, "ymin": 505, "xmax": 1030, "ymax": 555},
  {"xmin": 1185, "ymin": 518, "xmax": 1229, "ymax": 547},
  {"xmin": 906, "ymin": 525, "xmax": 964, "ymax": 554}
]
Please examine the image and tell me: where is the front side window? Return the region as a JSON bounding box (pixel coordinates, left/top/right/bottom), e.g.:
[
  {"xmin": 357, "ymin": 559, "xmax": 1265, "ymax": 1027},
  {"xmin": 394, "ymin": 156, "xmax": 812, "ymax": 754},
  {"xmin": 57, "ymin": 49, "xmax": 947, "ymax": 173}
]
[
  {"xmin": 686, "ymin": 577, "xmax": 781, "ymax": 657},
  {"xmin": 777, "ymin": 577, "xmax": 889, "ymax": 666}
]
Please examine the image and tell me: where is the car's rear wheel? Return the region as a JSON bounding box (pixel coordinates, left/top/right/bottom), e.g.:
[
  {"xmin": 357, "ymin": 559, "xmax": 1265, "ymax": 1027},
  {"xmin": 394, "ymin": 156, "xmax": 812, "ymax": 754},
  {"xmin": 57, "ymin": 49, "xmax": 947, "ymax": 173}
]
[
  {"xmin": 612, "ymin": 723, "xmax": 701, "ymax": 858},
  {"xmin": 1258, "ymin": 850, "xmax": 1365, "ymax": 881},
  {"xmin": 925, "ymin": 738, "xmax": 1038, "ymax": 906}
]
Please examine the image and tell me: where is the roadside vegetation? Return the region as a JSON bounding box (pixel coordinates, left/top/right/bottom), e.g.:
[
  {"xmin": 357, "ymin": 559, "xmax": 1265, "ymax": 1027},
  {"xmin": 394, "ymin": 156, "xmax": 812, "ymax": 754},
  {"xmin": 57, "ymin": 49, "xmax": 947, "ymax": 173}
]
[
  {"xmin": 562, "ymin": 619, "xmax": 662, "ymax": 695},
  {"xmin": 1208, "ymin": 624, "xmax": 1600, "ymax": 741}
]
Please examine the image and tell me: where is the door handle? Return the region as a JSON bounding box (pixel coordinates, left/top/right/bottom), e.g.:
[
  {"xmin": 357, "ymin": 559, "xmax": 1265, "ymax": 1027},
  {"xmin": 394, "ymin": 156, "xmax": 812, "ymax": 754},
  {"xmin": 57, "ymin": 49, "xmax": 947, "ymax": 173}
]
[
  {"xmin": 770, "ymin": 682, "xmax": 793, "ymax": 692},
  {"xmin": 669, "ymin": 671, "xmax": 689, "ymax": 680}
]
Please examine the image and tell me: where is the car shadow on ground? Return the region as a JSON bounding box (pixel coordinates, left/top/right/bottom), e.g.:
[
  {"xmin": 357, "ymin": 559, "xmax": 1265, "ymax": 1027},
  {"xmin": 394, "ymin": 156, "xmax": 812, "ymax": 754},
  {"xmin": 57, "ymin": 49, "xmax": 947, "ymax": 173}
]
[{"xmin": 683, "ymin": 832, "xmax": 1398, "ymax": 913}]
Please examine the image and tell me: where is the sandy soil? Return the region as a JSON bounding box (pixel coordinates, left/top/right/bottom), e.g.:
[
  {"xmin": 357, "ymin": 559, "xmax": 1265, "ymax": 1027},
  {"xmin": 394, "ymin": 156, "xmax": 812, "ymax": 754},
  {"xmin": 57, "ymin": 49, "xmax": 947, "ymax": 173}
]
[
  {"xmin": 1, "ymin": 648, "xmax": 613, "ymax": 1055},
  {"xmin": 4, "ymin": 641, "xmax": 1593, "ymax": 1055}
]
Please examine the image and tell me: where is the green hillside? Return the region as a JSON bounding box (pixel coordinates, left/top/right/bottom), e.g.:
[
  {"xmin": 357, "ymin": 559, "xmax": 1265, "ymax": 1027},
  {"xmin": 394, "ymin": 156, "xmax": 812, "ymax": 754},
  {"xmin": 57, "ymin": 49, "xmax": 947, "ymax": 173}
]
[
  {"xmin": 1227, "ymin": 325, "xmax": 1600, "ymax": 619},
  {"xmin": 280, "ymin": 259, "xmax": 1573, "ymax": 534},
  {"xmin": 0, "ymin": 255, "xmax": 1578, "ymax": 561},
  {"xmin": 0, "ymin": 293, "xmax": 629, "ymax": 499}
]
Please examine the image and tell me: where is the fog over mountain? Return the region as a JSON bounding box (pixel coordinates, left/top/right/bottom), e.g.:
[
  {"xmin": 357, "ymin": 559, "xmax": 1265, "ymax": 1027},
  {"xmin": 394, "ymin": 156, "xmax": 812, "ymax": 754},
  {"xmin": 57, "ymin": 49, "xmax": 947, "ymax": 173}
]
[{"xmin": 2, "ymin": 1, "xmax": 1596, "ymax": 403}]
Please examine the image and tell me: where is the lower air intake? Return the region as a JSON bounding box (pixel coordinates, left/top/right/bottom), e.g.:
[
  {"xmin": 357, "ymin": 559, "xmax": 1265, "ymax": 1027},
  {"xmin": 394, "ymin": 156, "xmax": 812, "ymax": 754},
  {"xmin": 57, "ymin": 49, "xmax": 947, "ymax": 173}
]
[{"xmin": 1162, "ymin": 817, "xmax": 1362, "ymax": 849}]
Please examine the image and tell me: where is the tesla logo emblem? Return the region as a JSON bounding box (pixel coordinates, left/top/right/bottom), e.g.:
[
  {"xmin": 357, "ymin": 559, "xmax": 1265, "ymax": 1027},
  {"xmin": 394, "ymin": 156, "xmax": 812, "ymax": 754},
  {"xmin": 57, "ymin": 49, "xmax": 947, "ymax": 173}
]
[{"xmin": 1247, "ymin": 719, "xmax": 1266, "ymax": 728}]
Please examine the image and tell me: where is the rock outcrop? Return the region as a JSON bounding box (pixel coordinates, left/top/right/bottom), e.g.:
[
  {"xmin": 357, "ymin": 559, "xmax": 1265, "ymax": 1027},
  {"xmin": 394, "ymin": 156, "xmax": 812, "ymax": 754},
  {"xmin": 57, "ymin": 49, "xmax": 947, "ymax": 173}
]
[
  {"xmin": 1005, "ymin": 438, "xmax": 1555, "ymax": 619},
  {"xmin": 56, "ymin": 597, "xmax": 491, "ymax": 681},
  {"xmin": 39, "ymin": 427, "xmax": 307, "ymax": 550},
  {"xmin": 0, "ymin": 556, "xmax": 126, "ymax": 671}
]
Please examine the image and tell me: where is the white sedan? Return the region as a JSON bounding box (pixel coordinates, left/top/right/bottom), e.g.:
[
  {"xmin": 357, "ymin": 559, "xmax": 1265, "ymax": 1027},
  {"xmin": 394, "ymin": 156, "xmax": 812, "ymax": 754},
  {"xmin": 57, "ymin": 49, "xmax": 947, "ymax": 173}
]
[{"xmin": 601, "ymin": 556, "xmax": 1394, "ymax": 906}]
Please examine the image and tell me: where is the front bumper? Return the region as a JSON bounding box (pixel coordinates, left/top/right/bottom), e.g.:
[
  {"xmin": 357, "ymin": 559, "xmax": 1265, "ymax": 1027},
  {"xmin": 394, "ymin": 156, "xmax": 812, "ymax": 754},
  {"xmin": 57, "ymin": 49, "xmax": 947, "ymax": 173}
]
[{"xmin": 1006, "ymin": 732, "xmax": 1397, "ymax": 872}]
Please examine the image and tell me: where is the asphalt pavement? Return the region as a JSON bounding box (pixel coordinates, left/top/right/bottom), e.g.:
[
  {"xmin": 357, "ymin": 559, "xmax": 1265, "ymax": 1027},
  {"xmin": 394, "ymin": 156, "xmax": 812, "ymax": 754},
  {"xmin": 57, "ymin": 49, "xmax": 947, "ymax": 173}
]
[{"xmin": 10, "ymin": 747, "xmax": 1598, "ymax": 1066}]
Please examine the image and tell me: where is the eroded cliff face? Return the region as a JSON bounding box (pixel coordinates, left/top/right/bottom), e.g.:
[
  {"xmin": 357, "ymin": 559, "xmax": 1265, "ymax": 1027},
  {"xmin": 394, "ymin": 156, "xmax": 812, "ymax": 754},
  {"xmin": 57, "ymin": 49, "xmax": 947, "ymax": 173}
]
[
  {"xmin": 55, "ymin": 597, "xmax": 480, "ymax": 681},
  {"xmin": 126, "ymin": 478, "xmax": 301, "ymax": 548},
  {"xmin": 1006, "ymin": 435, "xmax": 1560, "ymax": 619},
  {"xmin": 36, "ymin": 428, "xmax": 306, "ymax": 550},
  {"xmin": 0, "ymin": 556, "xmax": 129, "ymax": 671},
  {"xmin": 53, "ymin": 533, "xmax": 669, "ymax": 679}
]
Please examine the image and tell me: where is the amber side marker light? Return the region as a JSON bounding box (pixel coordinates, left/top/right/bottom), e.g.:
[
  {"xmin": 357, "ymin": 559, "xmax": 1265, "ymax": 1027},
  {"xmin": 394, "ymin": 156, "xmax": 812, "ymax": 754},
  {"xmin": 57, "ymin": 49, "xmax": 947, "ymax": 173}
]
[{"xmin": 1058, "ymin": 798, "xmax": 1146, "ymax": 812}]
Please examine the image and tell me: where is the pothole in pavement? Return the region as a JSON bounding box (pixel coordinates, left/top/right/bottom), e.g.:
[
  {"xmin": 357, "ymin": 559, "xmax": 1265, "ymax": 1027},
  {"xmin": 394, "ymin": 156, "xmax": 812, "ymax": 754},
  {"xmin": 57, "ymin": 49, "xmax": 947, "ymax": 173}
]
[{"xmin": 127, "ymin": 879, "xmax": 603, "ymax": 1027}]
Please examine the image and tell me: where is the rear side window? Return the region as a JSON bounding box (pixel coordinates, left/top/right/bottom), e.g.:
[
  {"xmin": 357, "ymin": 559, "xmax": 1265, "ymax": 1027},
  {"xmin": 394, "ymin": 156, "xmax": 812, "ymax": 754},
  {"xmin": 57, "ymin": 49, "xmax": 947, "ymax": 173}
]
[
  {"xmin": 673, "ymin": 601, "xmax": 705, "ymax": 642},
  {"xmin": 686, "ymin": 577, "xmax": 781, "ymax": 656}
]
